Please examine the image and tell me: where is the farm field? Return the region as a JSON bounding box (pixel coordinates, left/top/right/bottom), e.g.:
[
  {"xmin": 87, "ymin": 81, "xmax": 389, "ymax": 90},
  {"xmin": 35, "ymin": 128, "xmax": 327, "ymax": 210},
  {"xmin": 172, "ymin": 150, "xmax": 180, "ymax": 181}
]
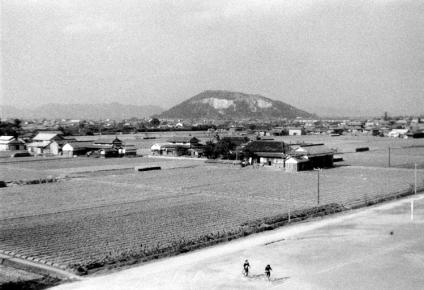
[
  {"xmin": 0, "ymin": 157, "xmax": 203, "ymax": 182},
  {"xmin": 1, "ymin": 164, "xmax": 423, "ymax": 272},
  {"xmin": 340, "ymin": 147, "xmax": 424, "ymax": 169}
]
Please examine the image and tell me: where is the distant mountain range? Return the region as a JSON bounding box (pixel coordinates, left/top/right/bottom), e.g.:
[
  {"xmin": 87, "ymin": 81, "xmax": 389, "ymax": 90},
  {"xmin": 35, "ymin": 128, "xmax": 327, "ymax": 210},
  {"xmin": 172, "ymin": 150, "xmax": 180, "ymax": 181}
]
[
  {"xmin": 0, "ymin": 103, "xmax": 164, "ymax": 120},
  {"xmin": 158, "ymin": 90, "xmax": 316, "ymax": 120}
]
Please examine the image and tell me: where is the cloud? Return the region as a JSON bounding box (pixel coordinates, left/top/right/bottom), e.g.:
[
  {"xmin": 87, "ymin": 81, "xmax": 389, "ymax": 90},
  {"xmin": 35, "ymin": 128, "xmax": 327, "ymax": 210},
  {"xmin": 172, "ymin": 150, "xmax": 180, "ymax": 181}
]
[{"xmin": 63, "ymin": 16, "xmax": 120, "ymax": 35}]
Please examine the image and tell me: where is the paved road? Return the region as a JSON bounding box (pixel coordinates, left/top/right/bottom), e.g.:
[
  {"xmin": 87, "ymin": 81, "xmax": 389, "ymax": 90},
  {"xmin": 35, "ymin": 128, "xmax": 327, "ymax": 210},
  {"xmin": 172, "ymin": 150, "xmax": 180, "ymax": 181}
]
[{"xmin": 52, "ymin": 195, "xmax": 424, "ymax": 290}]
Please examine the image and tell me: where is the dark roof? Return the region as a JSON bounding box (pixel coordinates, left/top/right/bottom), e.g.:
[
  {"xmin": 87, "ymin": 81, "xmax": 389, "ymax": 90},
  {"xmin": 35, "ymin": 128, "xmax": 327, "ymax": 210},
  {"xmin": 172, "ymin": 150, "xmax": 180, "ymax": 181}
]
[
  {"xmin": 244, "ymin": 141, "xmax": 288, "ymax": 153},
  {"xmin": 220, "ymin": 136, "xmax": 250, "ymax": 146},
  {"xmin": 161, "ymin": 144, "xmax": 190, "ymax": 149}
]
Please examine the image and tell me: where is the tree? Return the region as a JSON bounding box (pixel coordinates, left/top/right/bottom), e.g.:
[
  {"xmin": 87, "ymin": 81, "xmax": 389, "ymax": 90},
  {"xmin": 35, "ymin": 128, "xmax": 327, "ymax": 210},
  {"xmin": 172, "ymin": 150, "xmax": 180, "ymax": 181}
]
[
  {"xmin": 203, "ymin": 141, "xmax": 217, "ymax": 159},
  {"xmin": 0, "ymin": 119, "xmax": 22, "ymax": 137},
  {"xmin": 150, "ymin": 118, "xmax": 160, "ymax": 127},
  {"xmin": 215, "ymin": 139, "xmax": 232, "ymax": 159},
  {"xmin": 13, "ymin": 119, "xmax": 22, "ymax": 128}
]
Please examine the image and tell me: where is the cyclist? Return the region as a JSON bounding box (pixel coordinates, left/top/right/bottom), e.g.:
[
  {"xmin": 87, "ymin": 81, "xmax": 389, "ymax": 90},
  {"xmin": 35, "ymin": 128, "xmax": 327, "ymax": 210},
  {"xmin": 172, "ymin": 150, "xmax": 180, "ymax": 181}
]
[
  {"xmin": 243, "ymin": 259, "xmax": 250, "ymax": 276},
  {"xmin": 265, "ymin": 264, "xmax": 272, "ymax": 280}
]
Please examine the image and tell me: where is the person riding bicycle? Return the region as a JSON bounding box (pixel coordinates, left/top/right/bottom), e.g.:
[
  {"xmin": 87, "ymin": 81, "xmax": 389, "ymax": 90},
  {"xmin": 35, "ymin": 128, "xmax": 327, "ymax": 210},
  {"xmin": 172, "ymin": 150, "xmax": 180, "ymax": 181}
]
[
  {"xmin": 265, "ymin": 264, "xmax": 272, "ymax": 280},
  {"xmin": 243, "ymin": 260, "xmax": 250, "ymax": 276}
]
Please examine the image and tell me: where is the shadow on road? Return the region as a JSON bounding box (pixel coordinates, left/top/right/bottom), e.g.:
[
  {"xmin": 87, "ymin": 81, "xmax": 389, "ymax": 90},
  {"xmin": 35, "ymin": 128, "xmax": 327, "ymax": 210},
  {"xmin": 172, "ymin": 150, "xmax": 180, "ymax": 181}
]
[{"xmin": 247, "ymin": 274, "xmax": 290, "ymax": 284}]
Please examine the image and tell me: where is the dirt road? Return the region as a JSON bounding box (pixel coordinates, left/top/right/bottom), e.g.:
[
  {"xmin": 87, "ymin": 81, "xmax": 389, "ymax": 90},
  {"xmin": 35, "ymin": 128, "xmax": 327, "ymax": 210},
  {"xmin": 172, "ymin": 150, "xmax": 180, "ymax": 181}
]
[{"xmin": 52, "ymin": 195, "xmax": 424, "ymax": 289}]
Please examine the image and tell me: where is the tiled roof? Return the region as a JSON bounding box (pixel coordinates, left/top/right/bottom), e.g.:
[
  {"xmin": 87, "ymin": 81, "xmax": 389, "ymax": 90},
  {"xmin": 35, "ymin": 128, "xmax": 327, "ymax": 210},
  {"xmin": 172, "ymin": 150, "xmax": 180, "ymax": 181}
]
[{"xmin": 244, "ymin": 140, "xmax": 288, "ymax": 153}]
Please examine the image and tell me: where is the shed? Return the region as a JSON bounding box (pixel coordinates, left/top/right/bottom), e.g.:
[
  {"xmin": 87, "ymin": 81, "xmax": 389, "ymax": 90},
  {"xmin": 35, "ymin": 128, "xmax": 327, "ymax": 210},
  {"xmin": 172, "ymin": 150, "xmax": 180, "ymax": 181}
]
[
  {"xmin": 62, "ymin": 141, "xmax": 93, "ymax": 157},
  {"xmin": 285, "ymin": 157, "xmax": 310, "ymax": 172}
]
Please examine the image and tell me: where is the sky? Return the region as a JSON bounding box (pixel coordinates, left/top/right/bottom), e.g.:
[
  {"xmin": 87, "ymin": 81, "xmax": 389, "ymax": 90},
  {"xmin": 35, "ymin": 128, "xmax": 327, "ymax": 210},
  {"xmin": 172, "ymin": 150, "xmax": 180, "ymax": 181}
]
[{"xmin": 1, "ymin": 0, "xmax": 424, "ymax": 116}]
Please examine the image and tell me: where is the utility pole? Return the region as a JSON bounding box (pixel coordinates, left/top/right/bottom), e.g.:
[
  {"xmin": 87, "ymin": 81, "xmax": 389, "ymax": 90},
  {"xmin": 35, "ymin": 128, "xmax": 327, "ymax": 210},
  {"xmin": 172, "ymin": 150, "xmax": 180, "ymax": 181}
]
[
  {"xmin": 414, "ymin": 163, "xmax": 417, "ymax": 195},
  {"xmin": 388, "ymin": 146, "xmax": 391, "ymax": 168},
  {"xmin": 314, "ymin": 168, "xmax": 322, "ymax": 205},
  {"xmin": 411, "ymin": 163, "xmax": 417, "ymax": 221},
  {"xmin": 288, "ymin": 189, "xmax": 291, "ymax": 223}
]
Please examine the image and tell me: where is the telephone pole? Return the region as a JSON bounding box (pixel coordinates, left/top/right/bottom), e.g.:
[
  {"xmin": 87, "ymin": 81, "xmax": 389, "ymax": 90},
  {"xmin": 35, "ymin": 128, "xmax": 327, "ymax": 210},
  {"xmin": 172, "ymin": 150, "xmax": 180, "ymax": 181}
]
[
  {"xmin": 314, "ymin": 168, "xmax": 322, "ymax": 205},
  {"xmin": 415, "ymin": 163, "xmax": 417, "ymax": 195}
]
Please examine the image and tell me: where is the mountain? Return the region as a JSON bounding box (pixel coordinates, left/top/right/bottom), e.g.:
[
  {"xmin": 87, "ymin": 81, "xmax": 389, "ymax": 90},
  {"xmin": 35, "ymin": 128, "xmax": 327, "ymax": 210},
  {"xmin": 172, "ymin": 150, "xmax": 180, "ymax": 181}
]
[
  {"xmin": 158, "ymin": 90, "xmax": 316, "ymax": 120},
  {"xmin": 0, "ymin": 103, "xmax": 164, "ymax": 120}
]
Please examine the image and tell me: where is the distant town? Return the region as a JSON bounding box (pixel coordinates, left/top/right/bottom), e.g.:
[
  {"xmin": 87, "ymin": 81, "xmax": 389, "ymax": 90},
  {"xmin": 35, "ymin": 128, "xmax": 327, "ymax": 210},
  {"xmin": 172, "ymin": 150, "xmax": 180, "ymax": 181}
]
[{"xmin": 0, "ymin": 113, "xmax": 423, "ymax": 171}]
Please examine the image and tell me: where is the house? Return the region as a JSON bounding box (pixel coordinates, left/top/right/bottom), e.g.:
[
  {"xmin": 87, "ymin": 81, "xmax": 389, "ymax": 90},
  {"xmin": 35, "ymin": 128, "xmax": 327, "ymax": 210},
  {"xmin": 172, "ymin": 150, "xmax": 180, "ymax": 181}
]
[
  {"xmin": 291, "ymin": 145, "xmax": 335, "ymax": 168},
  {"xmin": 150, "ymin": 143, "xmax": 190, "ymax": 157},
  {"xmin": 0, "ymin": 136, "xmax": 26, "ymax": 151},
  {"xmin": 150, "ymin": 143, "xmax": 165, "ymax": 155},
  {"xmin": 243, "ymin": 140, "xmax": 289, "ymax": 166},
  {"xmin": 271, "ymin": 127, "xmax": 287, "ymax": 136},
  {"xmin": 387, "ymin": 129, "xmax": 409, "ymax": 138},
  {"xmin": 159, "ymin": 144, "xmax": 190, "ymax": 157},
  {"xmin": 62, "ymin": 141, "xmax": 94, "ymax": 157},
  {"xmin": 27, "ymin": 132, "xmax": 67, "ymax": 155},
  {"xmin": 287, "ymin": 127, "xmax": 305, "ymax": 136},
  {"xmin": 188, "ymin": 146, "xmax": 205, "ymax": 158}
]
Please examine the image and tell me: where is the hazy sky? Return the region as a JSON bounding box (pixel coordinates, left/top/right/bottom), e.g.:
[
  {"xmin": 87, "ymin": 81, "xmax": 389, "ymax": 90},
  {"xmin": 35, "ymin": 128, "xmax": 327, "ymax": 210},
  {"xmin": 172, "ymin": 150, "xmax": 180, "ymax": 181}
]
[{"xmin": 1, "ymin": 0, "xmax": 424, "ymax": 116}]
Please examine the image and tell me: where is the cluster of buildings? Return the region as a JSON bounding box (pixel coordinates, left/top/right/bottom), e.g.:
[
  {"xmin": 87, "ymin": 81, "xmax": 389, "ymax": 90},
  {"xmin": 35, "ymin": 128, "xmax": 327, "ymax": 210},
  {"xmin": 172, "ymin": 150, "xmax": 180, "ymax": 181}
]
[
  {"xmin": 151, "ymin": 136, "xmax": 335, "ymax": 172},
  {"xmin": 266, "ymin": 117, "xmax": 424, "ymax": 138},
  {"xmin": 150, "ymin": 137, "xmax": 205, "ymax": 158},
  {"xmin": 0, "ymin": 132, "xmax": 136, "ymax": 158}
]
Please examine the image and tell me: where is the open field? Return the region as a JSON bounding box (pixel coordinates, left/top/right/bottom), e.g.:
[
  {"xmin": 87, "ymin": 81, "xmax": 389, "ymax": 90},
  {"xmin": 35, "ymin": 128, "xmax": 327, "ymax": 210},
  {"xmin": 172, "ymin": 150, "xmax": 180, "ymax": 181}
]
[
  {"xmin": 340, "ymin": 147, "xmax": 424, "ymax": 169},
  {"xmin": 1, "ymin": 134, "xmax": 424, "ymax": 278},
  {"xmin": 1, "ymin": 164, "xmax": 423, "ymax": 272},
  {"xmin": 0, "ymin": 157, "xmax": 203, "ymax": 182},
  {"xmin": 1, "ymin": 134, "xmax": 423, "ymax": 182},
  {"xmin": 51, "ymin": 195, "xmax": 424, "ymax": 290}
]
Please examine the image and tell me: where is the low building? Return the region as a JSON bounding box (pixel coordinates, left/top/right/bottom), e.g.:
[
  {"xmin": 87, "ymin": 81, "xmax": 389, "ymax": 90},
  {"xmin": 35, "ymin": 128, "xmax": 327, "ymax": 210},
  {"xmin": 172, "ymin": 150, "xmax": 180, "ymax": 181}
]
[
  {"xmin": 287, "ymin": 127, "xmax": 305, "ymax": 136},
  {"xmin": 388, "ymin": 129, "xmax": 409, "ymax": 138},
  {"xmin": 121, "ymin": 145, "xmax": 137, "ymax": 157},
  {"xmin": 292, "ymin": 145, "xmax": 334, "ymax": 168},
  {"xmin": 62, "ymin": 141, "xmax": 94, "ymax": 157},
  {"xmin": 160, "ymin": 144, "xmax": 190, "ymax": 157},
  {"xmin": 0, "ymin": 136, "xmax": 26, "ymax": 151},
  {"xmin": 27, "ymin": 132, "xmax": 66, "ymax": 155},
  {"xmin": 93, "ymin": 137, "xmax": 123, "ymax": 149},
  {"xmin": 285, "ymin": 157, "xmax": 310, "ymax": 172},
  {"xmin": 166, "ymin": 136, "xmax": 200, "ymax": 146},
  {"xmin": 150, "ymin": 143, "xmax": 166, "ymax": 155},
  {"xmin": 243, "ymin": 140, "xmax": 289, "ymax": 166}
]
